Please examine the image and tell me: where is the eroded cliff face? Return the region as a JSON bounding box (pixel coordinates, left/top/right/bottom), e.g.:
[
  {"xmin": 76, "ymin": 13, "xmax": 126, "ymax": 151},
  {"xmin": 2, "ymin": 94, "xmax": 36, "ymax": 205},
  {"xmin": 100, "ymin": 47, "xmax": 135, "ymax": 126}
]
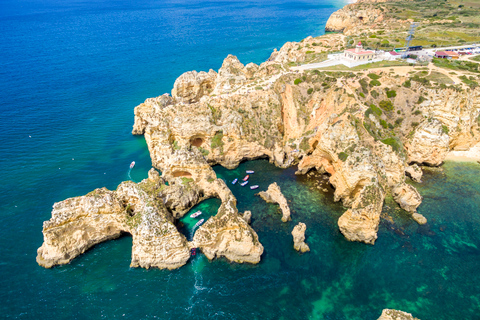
[
  {"xmin": 132, "ymin": 54, "xmax": 480, "ymax": 245},
  {"xmin": 39, "ymin": 5, "xmax": 480, "ymax": 269},
  {"xmin": 325, "ymin": 2, "xmax": 386, "ymax": 34}
]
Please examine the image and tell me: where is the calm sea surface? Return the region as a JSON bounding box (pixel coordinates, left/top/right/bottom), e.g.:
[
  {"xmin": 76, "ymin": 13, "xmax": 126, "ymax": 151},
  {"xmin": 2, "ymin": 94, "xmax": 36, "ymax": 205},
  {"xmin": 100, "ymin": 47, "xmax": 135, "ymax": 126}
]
[{"xmin": 1, "ymin": 0, "xmax": 479, "ymax": 319}]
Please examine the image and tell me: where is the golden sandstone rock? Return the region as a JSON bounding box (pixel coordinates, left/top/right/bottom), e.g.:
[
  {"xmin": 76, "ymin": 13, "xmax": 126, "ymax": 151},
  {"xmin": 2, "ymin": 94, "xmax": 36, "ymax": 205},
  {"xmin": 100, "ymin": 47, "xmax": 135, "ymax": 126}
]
[{"xmin": 38, "ymin": 0, "xmax": 480, "ymax": 269}]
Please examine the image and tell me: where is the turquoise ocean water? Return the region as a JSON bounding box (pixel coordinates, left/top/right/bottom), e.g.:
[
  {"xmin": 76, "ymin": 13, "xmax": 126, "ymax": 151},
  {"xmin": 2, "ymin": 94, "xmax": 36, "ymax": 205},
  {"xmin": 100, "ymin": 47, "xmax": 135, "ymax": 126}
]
[{"xmin": 1, "ymin": 0, "xmax": 480, "ymax": 318}]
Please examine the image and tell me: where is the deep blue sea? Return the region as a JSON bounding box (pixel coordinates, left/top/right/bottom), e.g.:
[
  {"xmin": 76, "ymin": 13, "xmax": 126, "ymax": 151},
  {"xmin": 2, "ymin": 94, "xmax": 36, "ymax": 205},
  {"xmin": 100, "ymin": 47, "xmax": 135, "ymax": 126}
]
[{"xmin": 1, "ymin": 0, "xmax": 480, "ymax": 319}]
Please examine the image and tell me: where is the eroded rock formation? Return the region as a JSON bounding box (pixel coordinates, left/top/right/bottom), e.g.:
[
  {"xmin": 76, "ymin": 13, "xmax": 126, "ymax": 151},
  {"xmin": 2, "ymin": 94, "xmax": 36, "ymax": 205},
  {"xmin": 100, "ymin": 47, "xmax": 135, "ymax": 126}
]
[
  {"xmin": 38, "ymin": 0, "xmax": 480, "ymax": 270},
  {"xmin": 292, "ymin": 222, "xmax": 310, "ymax": 253},
  {"xmin": 258, "ymin": 182, "xmax": 291, "ymax": 222},
  {"xmin": 377, "ymin": 309, "xmax": 420, "ymax": 320},
  {"xmin": 37, "ymin": 176, "xmax": 191, "ymax": 269}
]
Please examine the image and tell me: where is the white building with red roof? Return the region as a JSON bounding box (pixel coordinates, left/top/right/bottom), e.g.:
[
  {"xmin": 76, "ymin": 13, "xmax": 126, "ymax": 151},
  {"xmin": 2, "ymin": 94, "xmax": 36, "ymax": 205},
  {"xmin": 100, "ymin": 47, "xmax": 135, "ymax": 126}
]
[{"xmin": 344, "ymin": 42, "xmax": 375, "ymax": 61}]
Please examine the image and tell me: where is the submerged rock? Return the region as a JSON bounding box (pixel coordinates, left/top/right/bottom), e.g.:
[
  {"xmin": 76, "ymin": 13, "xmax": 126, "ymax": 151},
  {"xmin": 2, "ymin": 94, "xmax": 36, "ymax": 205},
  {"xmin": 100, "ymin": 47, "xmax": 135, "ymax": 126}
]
[
  {"xmin": 377, "ymin": 309, "xmax": 420, "ymax": 320},
  {"xmin": 257, "ymin": 182, "xmax": 291, "ymax": 222},
  {"xmin": 292, "ymin": 222, "xmax": 309, "ymax": 253}
]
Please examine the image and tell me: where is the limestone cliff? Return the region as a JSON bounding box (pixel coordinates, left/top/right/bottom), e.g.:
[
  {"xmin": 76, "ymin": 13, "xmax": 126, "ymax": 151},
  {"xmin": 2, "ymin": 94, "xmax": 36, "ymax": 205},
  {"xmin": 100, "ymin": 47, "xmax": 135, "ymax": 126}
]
[
  {"xmin": 258, "ymin": 182, "xmax": 291, "ymax": 222},
  {"xmin": 132, "ymin": 55, "xmax": 480, "ymax": 244}
]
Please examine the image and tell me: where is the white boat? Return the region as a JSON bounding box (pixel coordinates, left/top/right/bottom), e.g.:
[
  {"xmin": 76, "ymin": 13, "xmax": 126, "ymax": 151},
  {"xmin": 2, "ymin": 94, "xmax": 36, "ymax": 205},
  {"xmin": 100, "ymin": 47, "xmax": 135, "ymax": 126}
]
[
  {"xmin": 190, "ymin": 210, "xmax": 202, "ymax": 218},
  {"xmin": 232, "ymin": 178, "xmax": 238, "ymax": 184},
  {"xmin": 240, "ymin": 181, "xmax": 249, "ymax": 186},
  {"xmin": 250, "ymin": 185, "xmax": 259, "ymax": 190},
  {"xmin": 246, "ymin": 170, "xmax": 254, "ymax": 174},
  {"xmin": 130, "ymin": 161, "xmax": 135, "ymax": 169},
  {"xmin": 194, "ymin": 219, "xmax": 205, "ymax": 228}
]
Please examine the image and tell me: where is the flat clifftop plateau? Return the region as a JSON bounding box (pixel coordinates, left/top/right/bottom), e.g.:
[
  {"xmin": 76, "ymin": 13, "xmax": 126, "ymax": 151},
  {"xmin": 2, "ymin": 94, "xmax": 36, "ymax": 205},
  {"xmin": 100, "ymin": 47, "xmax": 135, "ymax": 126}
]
[
  {"xmin": 38, "ymin": 0, "xmax": 480, "ymax": 270},
  {"xmin": 325, "ymin": 0, "xmax": 480, "ymax": 48}
]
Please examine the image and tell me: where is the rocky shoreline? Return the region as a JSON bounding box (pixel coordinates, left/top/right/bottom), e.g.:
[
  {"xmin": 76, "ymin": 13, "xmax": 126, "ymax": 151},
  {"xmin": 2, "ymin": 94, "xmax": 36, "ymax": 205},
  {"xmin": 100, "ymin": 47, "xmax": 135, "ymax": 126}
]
[{"xmin": 38, "ymin": 0, "xmax": 480, "ymax": 273}]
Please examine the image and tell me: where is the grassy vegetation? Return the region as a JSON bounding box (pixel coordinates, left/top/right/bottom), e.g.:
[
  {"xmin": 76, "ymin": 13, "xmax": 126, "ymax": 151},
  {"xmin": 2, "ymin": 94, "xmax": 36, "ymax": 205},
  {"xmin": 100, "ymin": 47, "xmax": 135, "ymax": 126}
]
[
  {"xmin": 470, "ymin": 55, "xmax": 480, "ymax": 62},
  {"xmin": 342, "ymin": 0, "xmax": 480, "ymax": 53},
  {"xmin": 316, "ymin": 60, "xmax": 410, "ymax": 71},
  {"xmin": 211, "ymin": 131, "xmax": 224, "ymax": 149},
  {"xmin": 425, "ymin": 71, "xmax": 455, "ymax": 84},
  {"xmin": 459, "ymin": 75, "xmax": 479, "ymax": 88},
  {"xmin": 433, "ymin": 58, "xmax": 480, "ymax": 73}
]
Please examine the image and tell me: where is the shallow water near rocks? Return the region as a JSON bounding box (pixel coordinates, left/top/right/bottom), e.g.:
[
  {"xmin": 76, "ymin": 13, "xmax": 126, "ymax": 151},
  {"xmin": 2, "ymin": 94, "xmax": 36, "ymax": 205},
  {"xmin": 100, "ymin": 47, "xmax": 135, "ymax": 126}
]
[{"xmin": 2, "ymin": 0, "xmax": 480, "ymax": 318}]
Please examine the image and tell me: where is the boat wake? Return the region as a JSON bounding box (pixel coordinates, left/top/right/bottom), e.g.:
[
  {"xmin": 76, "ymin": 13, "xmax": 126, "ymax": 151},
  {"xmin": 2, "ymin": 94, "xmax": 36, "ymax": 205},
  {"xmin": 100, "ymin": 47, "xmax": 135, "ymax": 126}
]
[{"xmin": 127, "ymin": 167, "xmax": 133, "ymax": 181}]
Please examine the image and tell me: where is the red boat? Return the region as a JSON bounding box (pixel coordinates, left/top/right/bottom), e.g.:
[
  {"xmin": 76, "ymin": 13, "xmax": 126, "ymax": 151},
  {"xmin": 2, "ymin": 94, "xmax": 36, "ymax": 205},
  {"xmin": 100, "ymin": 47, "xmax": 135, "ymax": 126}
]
[
  {"xmin": 243, "ymin": 175, "xmax": 249, "ymax": 181},
  {"xmin": 191, "ymin": 248, "xmax": 196, "ymax": 255}
]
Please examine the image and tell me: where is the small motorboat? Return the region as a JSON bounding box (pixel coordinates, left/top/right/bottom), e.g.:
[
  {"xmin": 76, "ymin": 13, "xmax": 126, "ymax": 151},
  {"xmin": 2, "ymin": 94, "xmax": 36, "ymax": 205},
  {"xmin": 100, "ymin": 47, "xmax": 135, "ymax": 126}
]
[
  {"xmin": 240, "ymin": 181, "xmax": 249, "ymax": 187},
  {"xmin": 232, "ymin": 178, "xmax": 238, "ymax": 185},
  {"xmin": 194, "ymin": 219, "xmax": 205, "ymax": 228},
  {"xmin": 130, "ymin": 161, "xmax": 135, "ymax": 169},
  {"xmin": 191, "ymin": 248, "xmax": 196, "ymax": 255},
  {"xmin": 246, "ymin": 170, "xmax": 254, "ymax": 174},
  {"xmin": 190, "ymin": 210, "xmax": 202, "ymax": 218},
  {"xmin": 250, "ymin": 185, "xmax": 259, "ymax": 190},
  {"xmin": 243, "ymin": 175, "xmax": 249, "ymax": 181}
]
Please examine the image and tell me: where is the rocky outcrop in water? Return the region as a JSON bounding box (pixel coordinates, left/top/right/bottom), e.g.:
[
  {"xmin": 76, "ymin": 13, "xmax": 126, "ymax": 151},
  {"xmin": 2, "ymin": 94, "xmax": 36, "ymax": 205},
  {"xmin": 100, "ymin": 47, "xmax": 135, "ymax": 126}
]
[
  {"xmin": 257, "ymin": 182, "xmax": 291, "ymax": 222},
  {"xmin": 377, "ymin": 309, "xmax": 420, "ymax": 320},
  {"xmin": 405, "ymin": 164, "xmax": 422, "ymax": 183},
  {"xmin": 292, "ymin": 222, "xmax": 310, "ymax": 253},
  {"xmin": 37, "ymin": 175, "xmax": 191, "ymax": 269}
]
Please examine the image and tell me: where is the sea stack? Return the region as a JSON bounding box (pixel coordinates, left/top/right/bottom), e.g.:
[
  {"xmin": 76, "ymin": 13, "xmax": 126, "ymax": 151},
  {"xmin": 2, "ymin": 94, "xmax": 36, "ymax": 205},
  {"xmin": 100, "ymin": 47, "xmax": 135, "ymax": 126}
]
[{"xmin": 292, "ymin": 222, "xmax": 310, "ymax": 253}]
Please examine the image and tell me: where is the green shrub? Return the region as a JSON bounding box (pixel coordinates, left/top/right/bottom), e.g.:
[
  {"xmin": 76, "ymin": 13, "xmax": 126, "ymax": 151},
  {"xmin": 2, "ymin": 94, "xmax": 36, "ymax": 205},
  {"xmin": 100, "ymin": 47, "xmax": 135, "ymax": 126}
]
[
  {"xmin": 306, "ymin": 50, "xmax": 314, "ymax": 54},
  {"xmin": 413, "ymin": 110, "xmax": 422, "ymax": 115},
  {"xmin": 359, "ymin": 92, "xmax": 365, "ymax": 98},
  {"xmin": 412, "ymin": 122, "xmax": 419, "ymax": 127},
  {"xmin": 410, "ymin": 75, "xmax": 430, "ymax": 86},
  {"xmin": 380, "ymin": 119, "xmax": 388, "ymax": 128},
  {"xmin": 381, "ymin": 137, "xmax": 402, "ymax": 153},
  {"xmin": 369, "ymin": 34, "xmax": 377, "ymax": 38},
  {"xmin": 338, "ymin": 152, "xmax": 349, "ymax": 161},
  {"xmin": 294, "ymin": 78, "xmax": 303, "ymax": 85},
  {"xmin": 441, "ymin": 125, "xmax": 449, "ymax": 134},
  {"xmin": 173, "ymin": 140, "xmax": 180, "ymax": 150},
  {"xmin": 307, "ymin": 88, "xmax": 314, "ymax": 94},
  {"xmin": 370, "ymin": 104, "xmax": 382, "ymax": 116},
  {"xmin": 211, "ymin": 131, "xmax": 224, "ymax": 149},
  {"xmin": 395, "ymin": 117, "xmax": 403, "ymax": 126},
  {"xmin": 198, "ymin": 147, "xmax": 209, "ymax": 156},
  {"xmin": 299, "ymin": 137, "xmax": 310, "ymax": 152},
  {"xmin": 370, "ymin": 79, "xmax": 381, "ymax": 87},
  {"xmin": 403, "ymin": 80, "xmax": 411, "ymax": 88},
  {"xmin": 181, "ymin": 177, "xmax": 194, "ymax": 185},
  {"xmin": 417, "ymin": 96, "xmax": 426, "ymax": 104},
  {"xmin": 359, "ymin": 78, "xmax": 369, "ymax": 93},
  {"xmin": 368, "ymin": 73, "xmax": 381, "ymax": 80},
  {"xmin": 379, "ymin": 100, "xmax": 394, "ymax": 111},
  {"xmin": 371, "ymin": 90, "xmax": 379, "ymax": 98},
  {"xmin": 386, "ymin": 90, "xmax": 397, "ymax": 98}
]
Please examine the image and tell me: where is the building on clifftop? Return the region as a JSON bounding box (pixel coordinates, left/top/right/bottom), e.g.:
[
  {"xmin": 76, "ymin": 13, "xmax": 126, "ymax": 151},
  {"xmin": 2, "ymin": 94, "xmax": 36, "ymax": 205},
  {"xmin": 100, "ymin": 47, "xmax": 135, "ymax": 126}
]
[{"xmin": 344, "ymin": 42, "xmax": 375, "ymax": 61}]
